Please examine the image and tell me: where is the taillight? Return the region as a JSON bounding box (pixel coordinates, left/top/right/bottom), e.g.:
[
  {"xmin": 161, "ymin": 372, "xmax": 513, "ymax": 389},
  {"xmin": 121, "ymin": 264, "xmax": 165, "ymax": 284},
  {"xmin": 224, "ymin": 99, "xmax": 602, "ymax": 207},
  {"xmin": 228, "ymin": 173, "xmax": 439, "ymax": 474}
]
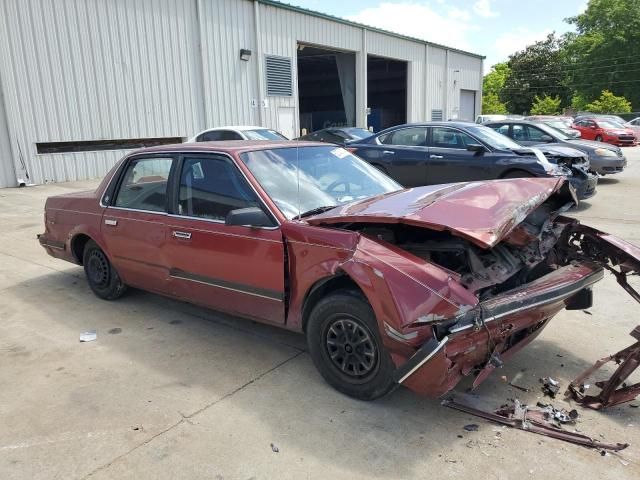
[{"xmin": 345, "ymin": 147, "xmax": 357, "ymax": 153}]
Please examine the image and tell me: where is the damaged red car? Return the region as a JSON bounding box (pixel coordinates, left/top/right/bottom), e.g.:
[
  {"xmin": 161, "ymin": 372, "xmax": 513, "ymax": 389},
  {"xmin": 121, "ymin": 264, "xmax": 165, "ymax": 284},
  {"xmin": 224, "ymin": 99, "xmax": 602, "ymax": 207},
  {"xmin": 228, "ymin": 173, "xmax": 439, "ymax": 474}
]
[{"xmin": 39, "ymin": 141, "xmax": 640, "ymax": 400}]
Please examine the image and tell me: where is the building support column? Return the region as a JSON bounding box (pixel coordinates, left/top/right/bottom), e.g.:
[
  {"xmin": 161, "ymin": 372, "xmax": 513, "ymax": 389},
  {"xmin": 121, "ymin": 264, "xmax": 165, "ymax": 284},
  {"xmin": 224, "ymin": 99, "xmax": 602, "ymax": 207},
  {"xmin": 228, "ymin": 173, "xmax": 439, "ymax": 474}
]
[
  {"xmin": 356, "ymin": 28, "xmax": 368, "ymax": 129},
  {"xmin": 254, "ymin": 0, "xmax": 265, "ymax": 126}
]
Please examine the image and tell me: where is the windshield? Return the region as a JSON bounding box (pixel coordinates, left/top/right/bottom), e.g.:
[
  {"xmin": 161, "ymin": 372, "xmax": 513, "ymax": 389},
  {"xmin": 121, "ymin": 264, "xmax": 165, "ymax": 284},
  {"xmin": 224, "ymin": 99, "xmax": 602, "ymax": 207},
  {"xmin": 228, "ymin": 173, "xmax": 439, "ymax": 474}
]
[
  {"xmin": 244, "ymin": 129, "xmax": 288, "ymax": 140},
  {"xmin": 533, "ymin": 122, "xmax": 569, "ymax": 140},
  {"xmin": 598, "ymin": 120, "xmax": 623, "ymax": 129},
  {"xmin": 545, "ymin": 120, "xmax": 568, "ymax": 130},
  {"xmin": 467, "ymin": 125, "xmax": 523, "ymax": 150},
  {"xmin": 240, "ymin": 146, "xmax": 401, "ymax": 219}
]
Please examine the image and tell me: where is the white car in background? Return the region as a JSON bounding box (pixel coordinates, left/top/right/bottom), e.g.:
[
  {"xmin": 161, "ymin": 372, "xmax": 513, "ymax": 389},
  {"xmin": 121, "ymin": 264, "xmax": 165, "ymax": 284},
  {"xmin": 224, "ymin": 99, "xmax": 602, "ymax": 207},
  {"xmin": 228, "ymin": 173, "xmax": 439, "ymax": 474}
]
[{"xmin": 189, "ymin": 126, "xmax": 288, "ymax": 142}]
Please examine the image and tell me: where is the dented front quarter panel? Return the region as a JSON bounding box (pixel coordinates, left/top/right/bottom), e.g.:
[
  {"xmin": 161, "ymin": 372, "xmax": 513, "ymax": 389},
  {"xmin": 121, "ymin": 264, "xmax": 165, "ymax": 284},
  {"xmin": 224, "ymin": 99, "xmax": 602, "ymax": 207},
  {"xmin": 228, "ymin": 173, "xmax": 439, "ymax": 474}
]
[{"xmin": 282, "ymin": 222, "xmax": 478, "ymax": 361}]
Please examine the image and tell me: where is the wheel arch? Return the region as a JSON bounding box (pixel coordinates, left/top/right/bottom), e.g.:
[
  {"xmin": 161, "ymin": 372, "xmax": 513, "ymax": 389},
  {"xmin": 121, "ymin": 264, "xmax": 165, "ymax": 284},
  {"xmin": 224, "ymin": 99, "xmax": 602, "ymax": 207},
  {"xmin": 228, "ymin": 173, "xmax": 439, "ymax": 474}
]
[
  {"xmin": 301, "ymin": 272, "xmax": 366, "ymax": 333},
  {"xmin": 70, "ymin": 233, "xmax": 93, "ymax": 264}
]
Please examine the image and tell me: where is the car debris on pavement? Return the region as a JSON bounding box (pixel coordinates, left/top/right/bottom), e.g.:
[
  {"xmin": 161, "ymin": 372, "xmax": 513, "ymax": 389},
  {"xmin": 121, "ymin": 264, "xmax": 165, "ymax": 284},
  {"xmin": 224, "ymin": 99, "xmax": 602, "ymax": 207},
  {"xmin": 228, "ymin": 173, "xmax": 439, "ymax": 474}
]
[
  {"xmin": 566, "ymin": 325, "xmax": 640, "ymax": 409},
  {"xmin": 541, "ymin": 377, "xmax": 561, "ymax": 398},
  {"xmin": 442, "ymin": 398, "xmax": 628, "ymax": 451},
  {"xmin": 79, "ymin": 330, "xmax": 97, "ymax": 342}
]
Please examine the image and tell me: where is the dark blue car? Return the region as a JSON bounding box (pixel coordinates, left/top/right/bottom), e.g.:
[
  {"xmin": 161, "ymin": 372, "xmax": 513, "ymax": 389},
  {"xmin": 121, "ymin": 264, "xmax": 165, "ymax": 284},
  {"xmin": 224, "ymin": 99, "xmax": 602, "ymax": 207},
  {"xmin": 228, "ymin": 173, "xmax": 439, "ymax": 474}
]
[{"xmin": 347, "ymin": 122, "xmax": 597, "ymax": 199}]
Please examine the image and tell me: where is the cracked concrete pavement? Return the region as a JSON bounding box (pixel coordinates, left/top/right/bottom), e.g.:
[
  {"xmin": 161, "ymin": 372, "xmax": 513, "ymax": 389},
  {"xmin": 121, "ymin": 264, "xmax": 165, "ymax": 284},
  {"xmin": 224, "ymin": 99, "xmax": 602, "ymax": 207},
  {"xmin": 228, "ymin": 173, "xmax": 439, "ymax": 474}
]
[{"xmin": 1, "ymin": 150, "xmax": 640, "ymax": 479}]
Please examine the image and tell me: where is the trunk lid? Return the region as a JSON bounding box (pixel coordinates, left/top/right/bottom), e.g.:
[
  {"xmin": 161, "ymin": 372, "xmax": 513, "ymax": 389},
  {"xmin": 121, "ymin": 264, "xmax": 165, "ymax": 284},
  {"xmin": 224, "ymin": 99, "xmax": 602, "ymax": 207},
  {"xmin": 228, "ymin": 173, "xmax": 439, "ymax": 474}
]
[{"xmin": 307, "ymin": 178, "xmax": 570, "ymax": 249}]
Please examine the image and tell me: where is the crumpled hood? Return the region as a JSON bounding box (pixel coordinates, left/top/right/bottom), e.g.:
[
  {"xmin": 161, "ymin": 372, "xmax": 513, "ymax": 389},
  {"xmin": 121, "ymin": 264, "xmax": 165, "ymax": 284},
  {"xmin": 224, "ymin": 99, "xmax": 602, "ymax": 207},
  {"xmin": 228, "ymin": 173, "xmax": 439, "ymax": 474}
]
[{"xmin": 307, "ymin": 178, "xmax": 569, "ymax": 249}]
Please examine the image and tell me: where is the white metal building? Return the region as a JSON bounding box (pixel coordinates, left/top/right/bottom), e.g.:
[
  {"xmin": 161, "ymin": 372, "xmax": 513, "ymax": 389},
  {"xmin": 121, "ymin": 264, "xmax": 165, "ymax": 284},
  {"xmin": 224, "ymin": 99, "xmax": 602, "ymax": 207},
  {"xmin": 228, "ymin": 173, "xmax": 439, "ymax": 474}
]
[{"xmin": 0, "ymin": 0, "xmax": 484, "ymax": 187}]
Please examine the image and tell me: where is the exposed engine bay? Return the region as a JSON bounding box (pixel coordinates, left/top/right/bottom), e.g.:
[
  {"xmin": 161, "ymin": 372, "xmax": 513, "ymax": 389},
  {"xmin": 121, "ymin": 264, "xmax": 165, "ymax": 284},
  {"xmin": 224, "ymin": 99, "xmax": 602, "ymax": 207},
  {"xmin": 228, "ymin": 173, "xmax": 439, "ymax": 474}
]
[{"xmin": 343, "ymin": 197, "xmax": 579, "ymax": 300}]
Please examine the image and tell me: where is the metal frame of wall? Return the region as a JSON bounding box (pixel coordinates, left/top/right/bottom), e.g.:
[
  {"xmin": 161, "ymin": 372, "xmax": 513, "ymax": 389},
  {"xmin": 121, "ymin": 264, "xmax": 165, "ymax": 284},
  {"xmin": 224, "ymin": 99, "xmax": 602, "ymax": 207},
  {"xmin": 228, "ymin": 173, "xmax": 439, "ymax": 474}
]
[{"xmin": 0, "ymin": 0, "xmax": 484, "ymax": 187}]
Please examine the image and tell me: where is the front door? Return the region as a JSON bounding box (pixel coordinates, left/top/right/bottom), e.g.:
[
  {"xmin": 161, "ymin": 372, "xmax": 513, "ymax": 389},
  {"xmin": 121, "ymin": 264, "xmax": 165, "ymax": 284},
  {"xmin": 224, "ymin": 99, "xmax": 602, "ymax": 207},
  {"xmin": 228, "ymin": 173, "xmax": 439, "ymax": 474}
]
[
  {"xmin": 164, "ymin": 153, "xmax": 286, "ymax": 324},
  {"xmin": 101, "ymin": 154, "xmax": 175, "ymax": 294},
  {"xmin": 426, "ymin": 126, "xmax": 492, "ymax": 183}
]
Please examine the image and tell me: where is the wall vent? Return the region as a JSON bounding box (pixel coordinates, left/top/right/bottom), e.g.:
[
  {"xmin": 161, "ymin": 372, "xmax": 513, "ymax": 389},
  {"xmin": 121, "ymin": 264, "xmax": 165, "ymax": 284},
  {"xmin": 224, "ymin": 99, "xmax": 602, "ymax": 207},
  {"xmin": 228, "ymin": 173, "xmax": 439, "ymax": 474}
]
[
  {"xmin": 265, "ymin": 55, "xmax": 293, "ymax": 96},
  {"xmin": 431, "ymin": 109, "xmax": 443, "ymax": 121}
]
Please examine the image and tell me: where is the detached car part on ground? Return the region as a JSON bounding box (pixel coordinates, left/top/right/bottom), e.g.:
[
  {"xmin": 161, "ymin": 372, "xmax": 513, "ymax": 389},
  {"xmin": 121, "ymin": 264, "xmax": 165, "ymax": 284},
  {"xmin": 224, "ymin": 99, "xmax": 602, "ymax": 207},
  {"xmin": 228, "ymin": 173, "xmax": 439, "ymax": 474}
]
[
  {"xmin": 38, "ymin": 142, "xmax": 640, "ymax": 403},
  {"xmin": 485, "ymin": 120, "xmax": 627, "ymax": 176},
  {"xmin": 348, "ymin": 122, "xmax": 596, "ymax": 200}
]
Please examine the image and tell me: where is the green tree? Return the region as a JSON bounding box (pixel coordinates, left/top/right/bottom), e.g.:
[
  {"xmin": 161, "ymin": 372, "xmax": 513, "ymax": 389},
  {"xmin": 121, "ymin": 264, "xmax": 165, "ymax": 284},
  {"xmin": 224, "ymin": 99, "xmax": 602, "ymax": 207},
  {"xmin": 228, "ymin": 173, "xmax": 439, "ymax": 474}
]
[
  {"xmin": 502, "ymin": 34, "xmax": 570, "ymax": 114},
  {"xmin": 530, "ymin": 94, "xmax": 562, "ymax": 115},
  {"xmin": 482, "ymin": 63, "xmax": 510, "ymax": 113},
  {"xmin": 483, "ymin": 63, "xmax": 511, "ymax": 96},
  {"xmin": 482, "ymin": 92, "xmax": 508, "ymax": 114},
  {"xmin": 570, "ymin": 93, "xmax": 590, "ymax": 112},
  {"xmin": 565, "ymin": 0, "xmax": 640, "ymax": 108},
  {"xmin": 585, "ymin": 90, "xmax": 632, "ymax": 113}
]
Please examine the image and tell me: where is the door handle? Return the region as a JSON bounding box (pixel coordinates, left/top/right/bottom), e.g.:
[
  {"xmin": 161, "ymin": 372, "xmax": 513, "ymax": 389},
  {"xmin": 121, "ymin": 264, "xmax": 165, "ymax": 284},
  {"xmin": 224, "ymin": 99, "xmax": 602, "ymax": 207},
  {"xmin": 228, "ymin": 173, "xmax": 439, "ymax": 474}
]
[
  {"xmin": 429, "ymin": 154, "xmax": 443, "ymax": 159},
  {"xmin": 172, "ymin": 231, "xmax": 192, "ymax": 240},
  {"xmin": 383, "ymin": 150, "xmax": 395, "ymax": 155},
  {"xmin": 104, "ymin": 219, "xmax": 117, "ymax": 226}
]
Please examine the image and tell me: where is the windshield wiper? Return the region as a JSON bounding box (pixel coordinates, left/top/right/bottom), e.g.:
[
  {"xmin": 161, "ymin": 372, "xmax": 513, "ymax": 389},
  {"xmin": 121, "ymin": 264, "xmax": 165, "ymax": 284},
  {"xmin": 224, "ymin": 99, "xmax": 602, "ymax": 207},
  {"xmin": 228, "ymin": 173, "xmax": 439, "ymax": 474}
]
[{"xmin": 294, "ymin": 205, "xmax": 338, "ymax": 219}]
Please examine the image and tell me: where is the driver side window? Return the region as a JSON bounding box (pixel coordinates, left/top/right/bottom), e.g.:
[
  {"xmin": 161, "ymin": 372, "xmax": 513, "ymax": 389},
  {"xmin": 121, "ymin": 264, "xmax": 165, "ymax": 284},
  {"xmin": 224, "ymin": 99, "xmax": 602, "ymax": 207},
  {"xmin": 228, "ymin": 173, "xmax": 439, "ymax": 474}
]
[
  {"xmin": 430, "ymin": 127, "xmax": 476, "ymax": 149},
  {"xmin": 177, "ymin": 155, "xmax": 261, "ymax": 222}
]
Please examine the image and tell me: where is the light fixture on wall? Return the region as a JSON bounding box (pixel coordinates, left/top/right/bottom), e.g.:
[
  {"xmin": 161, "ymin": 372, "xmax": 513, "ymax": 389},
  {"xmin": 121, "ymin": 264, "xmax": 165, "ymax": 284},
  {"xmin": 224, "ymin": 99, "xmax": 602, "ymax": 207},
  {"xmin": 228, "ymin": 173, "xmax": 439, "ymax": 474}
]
[{"xmin": 240, "ymin": 49, "xmax": 252, "ymax": 61}]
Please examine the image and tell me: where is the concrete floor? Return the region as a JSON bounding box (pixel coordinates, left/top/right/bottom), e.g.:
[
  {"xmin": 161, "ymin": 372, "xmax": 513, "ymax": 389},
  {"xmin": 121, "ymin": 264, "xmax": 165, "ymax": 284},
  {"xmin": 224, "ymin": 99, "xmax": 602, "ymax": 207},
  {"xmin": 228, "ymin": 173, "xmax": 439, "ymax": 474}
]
[{"xmin": 1, "ymin": 151, "xmax": 640, "ymax": 479}]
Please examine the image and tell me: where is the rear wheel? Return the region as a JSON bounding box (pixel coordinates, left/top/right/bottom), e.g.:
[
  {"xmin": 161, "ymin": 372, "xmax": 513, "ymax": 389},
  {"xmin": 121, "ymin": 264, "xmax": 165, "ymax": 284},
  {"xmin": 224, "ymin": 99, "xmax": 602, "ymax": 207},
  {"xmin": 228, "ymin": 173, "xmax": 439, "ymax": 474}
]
[
  {"xmin": 595, "ymin": 135, "xmax": 603, "ymax": 142},
  {"xmin": 502, "ymin": 170, "xmax": 534, "ymax": 179},
  {"xmin": 83, "ymin": 240, "xmax": 127, "ymax": 300},
  {"xmin": 306, "ymin": 292, "xmax": 396, "ymax": 400}
]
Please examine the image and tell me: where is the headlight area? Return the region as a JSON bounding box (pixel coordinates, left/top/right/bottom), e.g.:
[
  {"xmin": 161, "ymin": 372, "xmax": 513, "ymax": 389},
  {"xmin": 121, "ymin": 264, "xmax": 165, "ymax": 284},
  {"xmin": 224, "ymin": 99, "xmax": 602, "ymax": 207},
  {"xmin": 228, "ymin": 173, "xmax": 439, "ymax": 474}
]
[{"xmin": 594, "ymin": 148, "xmax": 618, "ymax": 158}]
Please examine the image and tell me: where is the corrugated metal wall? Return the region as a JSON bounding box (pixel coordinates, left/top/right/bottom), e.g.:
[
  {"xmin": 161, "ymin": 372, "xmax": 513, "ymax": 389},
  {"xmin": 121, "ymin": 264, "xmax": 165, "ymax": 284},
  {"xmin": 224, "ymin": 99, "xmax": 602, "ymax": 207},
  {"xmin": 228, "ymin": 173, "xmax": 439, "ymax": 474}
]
[
  {"xmin": 0, "ymin": 0, "xmax": 202, "ymax": 186},
  {"xmin": 0, "ymin": 0, "xmax": 483, "ymax": 187},
  {"xmin": 0, "ymin": 79, "xmax": 16, "ymax": 188}
]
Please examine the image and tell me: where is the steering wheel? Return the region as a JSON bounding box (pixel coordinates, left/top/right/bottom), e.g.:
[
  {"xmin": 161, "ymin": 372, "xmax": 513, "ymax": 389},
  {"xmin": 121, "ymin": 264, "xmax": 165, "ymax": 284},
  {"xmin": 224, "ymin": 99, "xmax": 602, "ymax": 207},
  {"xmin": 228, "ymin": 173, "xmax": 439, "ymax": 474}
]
[{"xmin": 326, "ymin": 179, "xmax": 351, "ymax": 194}]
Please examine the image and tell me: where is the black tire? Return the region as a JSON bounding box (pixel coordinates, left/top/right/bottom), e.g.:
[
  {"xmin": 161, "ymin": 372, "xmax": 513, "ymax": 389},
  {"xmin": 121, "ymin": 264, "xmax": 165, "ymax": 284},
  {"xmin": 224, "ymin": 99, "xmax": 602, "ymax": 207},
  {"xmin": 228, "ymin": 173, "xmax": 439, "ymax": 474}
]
[
  {"xmin": 306, "ymin": 292, "xmax": 395, "ymax": 400},
  {"xmin": 83, "ymin": 240, "xmax": 127, "ymax": 300},
  {"xmin": 595, "ymin": 135, "xmax": 603, "ymax": 142},
  {"xmin": 502, "ymin": 170, "xmax": 534, "ymax": 179}
]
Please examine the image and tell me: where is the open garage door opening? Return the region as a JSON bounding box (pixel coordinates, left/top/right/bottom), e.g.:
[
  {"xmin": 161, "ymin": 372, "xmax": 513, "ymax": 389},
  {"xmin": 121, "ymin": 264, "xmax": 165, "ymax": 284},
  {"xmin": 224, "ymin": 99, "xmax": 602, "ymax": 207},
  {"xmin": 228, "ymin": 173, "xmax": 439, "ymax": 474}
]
[
  {"xmin": 297, "ymin": 44, "xmax": 356, "ymax": 136},
  {"xmin": 367, "ymin": 55, "xmax": 407, "ymax": 132}
]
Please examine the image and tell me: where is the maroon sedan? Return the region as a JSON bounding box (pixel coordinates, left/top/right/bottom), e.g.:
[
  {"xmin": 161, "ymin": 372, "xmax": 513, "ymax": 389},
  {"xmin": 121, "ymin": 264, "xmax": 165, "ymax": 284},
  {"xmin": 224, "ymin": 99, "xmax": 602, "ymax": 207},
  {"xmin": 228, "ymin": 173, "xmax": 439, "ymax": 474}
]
[{"xmin": 39, "ymin": 141, "xmax": 640, "ymax": 400}]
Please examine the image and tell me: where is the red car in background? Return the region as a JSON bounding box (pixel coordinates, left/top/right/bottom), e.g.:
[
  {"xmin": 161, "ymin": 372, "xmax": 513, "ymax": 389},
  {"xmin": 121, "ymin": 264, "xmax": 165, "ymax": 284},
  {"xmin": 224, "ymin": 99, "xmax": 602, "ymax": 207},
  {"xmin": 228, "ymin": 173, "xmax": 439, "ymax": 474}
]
[
  {"xmin": 38, "ymin": 141, "xmax": 640, "ymax": 401},
  {"xmin": 572, "ymin": 118, "xmax": 637, "ymax": 146}
]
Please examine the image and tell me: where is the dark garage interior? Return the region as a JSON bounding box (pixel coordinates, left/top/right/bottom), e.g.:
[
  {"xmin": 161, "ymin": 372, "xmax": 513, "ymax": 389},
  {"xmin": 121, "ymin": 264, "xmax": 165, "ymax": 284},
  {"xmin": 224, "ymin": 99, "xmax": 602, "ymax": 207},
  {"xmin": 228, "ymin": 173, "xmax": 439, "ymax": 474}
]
[
  {"xmin": 297, "ymin": 44, "xmax": 356, "ymax": 135},
  {"xmin": 367, "ymin": 55, "xmax": 407, "ymax": 131}
]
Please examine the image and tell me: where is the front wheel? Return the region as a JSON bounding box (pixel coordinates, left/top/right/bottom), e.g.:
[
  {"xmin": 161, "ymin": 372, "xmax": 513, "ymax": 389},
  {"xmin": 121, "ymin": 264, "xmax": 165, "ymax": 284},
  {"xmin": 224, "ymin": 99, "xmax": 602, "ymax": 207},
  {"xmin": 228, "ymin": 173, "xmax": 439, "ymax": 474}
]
[
  {"xmin": 83, "ymin": 240, "xmax": 127, "ymax": 300},
  {"xmin": 306, "ymin": 292, "xmax": 396, "ymax": 400},
  {"xmin": 595, "ymin": 135, "xmax": 603, "ymax": 142}
]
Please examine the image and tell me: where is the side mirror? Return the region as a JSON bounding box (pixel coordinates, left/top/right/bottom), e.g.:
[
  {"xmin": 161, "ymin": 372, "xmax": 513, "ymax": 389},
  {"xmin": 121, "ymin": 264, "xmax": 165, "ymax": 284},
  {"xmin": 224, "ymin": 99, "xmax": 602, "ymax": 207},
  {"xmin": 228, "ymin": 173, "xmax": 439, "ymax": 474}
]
[
  {"xmin": 225, "ymin": 207, "xmax": 273, "ymax": 228},
  {"xmin": 540, "ymin": 135, "xmax": 554, "ymax": 143},
  {"xmin": 466, "ymin": 143, "xmax": 486, "ymax": 153}
]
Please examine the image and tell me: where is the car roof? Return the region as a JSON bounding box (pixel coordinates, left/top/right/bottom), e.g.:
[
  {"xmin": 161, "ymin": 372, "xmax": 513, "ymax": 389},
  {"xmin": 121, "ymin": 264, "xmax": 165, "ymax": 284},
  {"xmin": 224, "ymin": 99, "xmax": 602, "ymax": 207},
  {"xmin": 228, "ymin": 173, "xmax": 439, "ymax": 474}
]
[
  {"xmin": 131, "ymin": 140, "xmax": 330, "ymax": 156},
  {"xmin": 484, "ymin": 119, "xmax": 540, "ymax": 125},
  {"xmin": 383, "ymin": 121, "xmax": 479, "ymax": 129},
  {"xmin": 201, "ymin": 126, "xmax": 272, "ymax": 132}
]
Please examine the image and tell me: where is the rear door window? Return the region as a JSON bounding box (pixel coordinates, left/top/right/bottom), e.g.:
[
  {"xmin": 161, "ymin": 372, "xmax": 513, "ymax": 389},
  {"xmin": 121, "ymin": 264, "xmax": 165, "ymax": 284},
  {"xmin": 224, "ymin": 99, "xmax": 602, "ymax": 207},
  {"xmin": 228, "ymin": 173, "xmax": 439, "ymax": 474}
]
[
  {"xmin": 114, "ymin": 157, "xmax": 174, "ymax": 212},
  {"xmin": 381, "ymin": 127, "xmax": 427, "ymax": 146}
]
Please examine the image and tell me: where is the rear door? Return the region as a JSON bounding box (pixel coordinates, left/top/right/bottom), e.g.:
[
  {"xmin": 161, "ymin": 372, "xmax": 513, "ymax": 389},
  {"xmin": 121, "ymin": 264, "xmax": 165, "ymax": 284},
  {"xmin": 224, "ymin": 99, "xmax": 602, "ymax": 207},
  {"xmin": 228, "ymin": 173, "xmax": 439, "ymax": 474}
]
[
  {"xmin": 164, "ymin": 153, "xmax": 286, "ymax": 324},
  {"xmin": 101, "ymin": 154, "xmax": 175, "ymax": 294},
  {"xmin": 426, "ymin": 126, "xmax": 493, "ymax": 183},
  {"xmin": 354, "ymin": 126, "xmax": 428, "ymax": 187}
]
